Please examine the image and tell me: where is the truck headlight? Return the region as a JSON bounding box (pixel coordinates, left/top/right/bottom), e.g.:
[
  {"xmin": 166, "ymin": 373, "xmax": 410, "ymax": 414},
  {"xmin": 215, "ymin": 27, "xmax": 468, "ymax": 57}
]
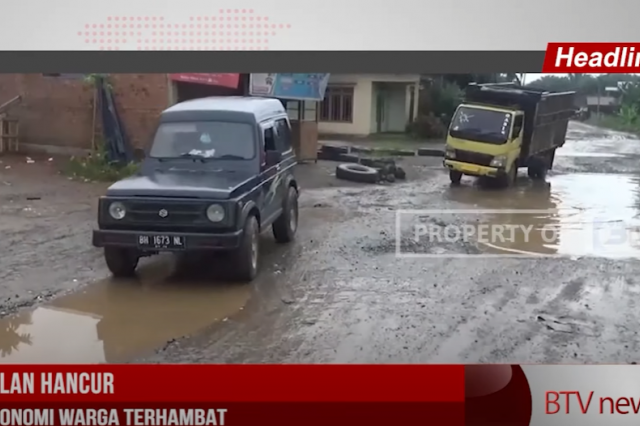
[
  {"xmin": 445, "ymin": 148, "xmax": 456, "ymax": 159},
  {"xmin": 108, "ymin": 202, "xmax": 126, "ymax": 220},
  {"xmin": 490, "ymin": 155, "xmax": 507, "ymax": 167},
  {"xmin": 206, "ymin": 204, "xmax": 225, "ymax": 222}
]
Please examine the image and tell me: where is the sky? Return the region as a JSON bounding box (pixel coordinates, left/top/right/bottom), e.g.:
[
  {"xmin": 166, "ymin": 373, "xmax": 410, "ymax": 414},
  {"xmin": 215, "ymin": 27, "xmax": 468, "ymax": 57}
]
[{"xmin": 524, "ymin": 73, "xmax": 566, "ymax": 83}]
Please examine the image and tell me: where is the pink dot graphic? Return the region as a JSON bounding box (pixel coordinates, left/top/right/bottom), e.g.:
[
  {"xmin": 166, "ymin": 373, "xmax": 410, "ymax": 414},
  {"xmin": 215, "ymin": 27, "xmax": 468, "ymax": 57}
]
[{"xmin": 78, "ymin": 13, "xmax": 287, "ymax": 50}]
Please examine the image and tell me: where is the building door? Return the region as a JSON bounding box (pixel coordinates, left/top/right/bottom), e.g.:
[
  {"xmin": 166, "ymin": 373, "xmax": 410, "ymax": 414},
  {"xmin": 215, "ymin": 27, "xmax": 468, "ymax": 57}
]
[{"xmin": 376, "ymin": 91, "xmax": 386, "ymax": 133}]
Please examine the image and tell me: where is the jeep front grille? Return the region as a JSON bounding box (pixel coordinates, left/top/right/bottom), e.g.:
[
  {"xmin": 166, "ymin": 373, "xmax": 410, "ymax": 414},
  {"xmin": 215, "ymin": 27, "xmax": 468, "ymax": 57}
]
[{"xmin": 127, "ymin": 201, "xmax": 206, "ymax": 225}]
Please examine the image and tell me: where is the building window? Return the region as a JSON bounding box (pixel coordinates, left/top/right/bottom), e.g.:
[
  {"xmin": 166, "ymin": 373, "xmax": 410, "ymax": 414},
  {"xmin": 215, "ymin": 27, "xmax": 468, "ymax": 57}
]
[{"xmin": 320, "ymin": 86, "xmax": 354, "ymax": 122}]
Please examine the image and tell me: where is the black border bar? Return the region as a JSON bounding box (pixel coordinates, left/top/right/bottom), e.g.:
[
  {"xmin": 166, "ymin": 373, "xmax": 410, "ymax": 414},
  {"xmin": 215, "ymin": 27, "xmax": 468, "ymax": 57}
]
[{"xmin": 0, "ymin": 51, "xmax": 546, "ymax": 73}]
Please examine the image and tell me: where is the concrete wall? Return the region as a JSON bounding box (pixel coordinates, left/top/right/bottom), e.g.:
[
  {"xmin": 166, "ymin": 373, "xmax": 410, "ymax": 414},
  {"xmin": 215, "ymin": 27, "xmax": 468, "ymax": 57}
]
[
  {"xmin": 318, "ymin": 74, "xmax": 420, "ymax": 136},
  {"xmin": 0, "ymin": 74, "xmax": 170, "ymax": 154}
]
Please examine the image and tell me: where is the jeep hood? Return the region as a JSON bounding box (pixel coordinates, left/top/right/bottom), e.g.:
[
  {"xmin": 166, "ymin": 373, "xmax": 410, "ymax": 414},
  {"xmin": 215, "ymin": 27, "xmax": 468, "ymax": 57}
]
[{"xmin": 106, "ymin": 170, "xmax": 256, "ymax": 199}]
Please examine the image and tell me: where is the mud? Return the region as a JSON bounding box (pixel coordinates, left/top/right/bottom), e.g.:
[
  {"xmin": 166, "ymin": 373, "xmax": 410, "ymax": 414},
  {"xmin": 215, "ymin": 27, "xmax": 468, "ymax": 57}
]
[{"xmin": 2, "ymin": 122, "xmax": 640, "ymax": 364}]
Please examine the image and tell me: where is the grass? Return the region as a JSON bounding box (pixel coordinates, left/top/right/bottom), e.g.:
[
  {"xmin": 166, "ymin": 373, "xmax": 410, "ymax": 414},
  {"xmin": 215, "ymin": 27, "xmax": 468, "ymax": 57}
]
[
  {"xmin": 586, "ymin": 114, "xmax": 640, "ymax": 135},
  {"xmin": 63, "ymin": 145, "xmax": 139, "ymax": 182}
]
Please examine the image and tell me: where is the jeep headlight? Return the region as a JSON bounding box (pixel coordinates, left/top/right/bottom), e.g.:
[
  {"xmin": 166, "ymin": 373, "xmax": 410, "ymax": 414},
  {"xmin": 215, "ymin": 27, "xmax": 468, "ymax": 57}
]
[
  {"xmin": 490, "ymin": 155, "xmax": 507, "ymax": 167},
  {"xmin": 445, "ymin": 148, "xmax": 456, "ymax": 159},
  {"xmin": 108, "ymin": 201, "xmax": 126, "ymax": 220},
  {"xmin": 206, "ymin": 204, "xmax": 225, "ymax": 222}
]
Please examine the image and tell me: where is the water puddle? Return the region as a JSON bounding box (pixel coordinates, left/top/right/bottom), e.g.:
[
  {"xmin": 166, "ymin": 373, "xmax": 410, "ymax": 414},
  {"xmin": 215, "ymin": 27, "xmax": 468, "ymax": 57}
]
[
  {"xmin": 0, "ymin": 258, "xmax": 251, "ymax": 363},
  {"xmin": 446, "ymin": 174, "xmax": 640, "ymax": 258}
]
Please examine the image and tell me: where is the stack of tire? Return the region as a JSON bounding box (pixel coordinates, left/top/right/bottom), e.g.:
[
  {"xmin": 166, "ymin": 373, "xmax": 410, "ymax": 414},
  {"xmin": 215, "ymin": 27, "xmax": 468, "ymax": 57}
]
[{"xmin": 336, "ymin": 158, "xmax": 406, "ymax": 184}]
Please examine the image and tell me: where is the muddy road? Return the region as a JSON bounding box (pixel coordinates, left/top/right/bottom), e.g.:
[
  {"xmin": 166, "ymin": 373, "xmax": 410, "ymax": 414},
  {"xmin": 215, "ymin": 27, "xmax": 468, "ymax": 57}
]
[{"xmin": 1, "ymin": 122, "xmax": 640, "ymax": 364}]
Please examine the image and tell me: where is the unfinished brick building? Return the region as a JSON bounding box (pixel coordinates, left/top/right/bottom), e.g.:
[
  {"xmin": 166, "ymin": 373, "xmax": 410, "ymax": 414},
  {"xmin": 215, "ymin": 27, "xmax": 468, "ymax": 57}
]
[{"xmin": 0, "ymin": 73, "xmax": 247, "ymax": 155}]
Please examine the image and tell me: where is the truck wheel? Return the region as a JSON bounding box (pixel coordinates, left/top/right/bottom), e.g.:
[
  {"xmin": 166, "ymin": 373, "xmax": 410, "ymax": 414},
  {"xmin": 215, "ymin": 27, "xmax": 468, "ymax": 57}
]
[
  {"xmin": 449, "ymin": 170, "xmax": 462, "ymax": 185},
  {"xmin": 232, "ymin": 215, "xmax": 260, "ymax": 282},
  {"xmin": 272, "ymin": 186, "xmax": 298, "ymax": 244},
  {"xmin": 527, "ymin": 157, "xmax": 547, "ymax": 181},
  {"xmin": 104, "ymin": 247, "xmax": 139, "ymax": 278},
  {"xmin": 505, "ymin": 164, "xmax": 517, "ymax": 187}
]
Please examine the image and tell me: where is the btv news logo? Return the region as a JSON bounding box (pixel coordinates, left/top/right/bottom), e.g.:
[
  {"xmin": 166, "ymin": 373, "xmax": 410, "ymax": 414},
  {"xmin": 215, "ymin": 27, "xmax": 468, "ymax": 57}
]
[{"xmin": 546, "ymin": 391, "xmax": 640, "ymax": 415}]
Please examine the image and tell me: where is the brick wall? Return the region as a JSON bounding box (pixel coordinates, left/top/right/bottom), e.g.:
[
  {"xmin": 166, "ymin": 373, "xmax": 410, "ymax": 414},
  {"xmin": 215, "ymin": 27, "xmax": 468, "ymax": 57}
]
[{"xmin": 0, "ymin": 73, "xmax": 169, "ymax": 152}]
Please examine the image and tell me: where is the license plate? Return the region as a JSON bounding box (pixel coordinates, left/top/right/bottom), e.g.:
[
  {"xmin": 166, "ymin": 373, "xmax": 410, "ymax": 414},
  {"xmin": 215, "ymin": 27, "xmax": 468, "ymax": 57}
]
[{"xmin": 137, "ymin": 234, "xmax": 186, "ymax": 250}]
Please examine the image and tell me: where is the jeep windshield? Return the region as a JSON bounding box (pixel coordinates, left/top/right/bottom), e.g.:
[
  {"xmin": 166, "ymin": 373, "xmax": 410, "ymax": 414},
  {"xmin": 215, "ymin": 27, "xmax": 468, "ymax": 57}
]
[
  {"xmin": 149, "ymin": 121, "xmax": 256, "ymax": 161},
  {"xmin": 449, "ymin": 106, "xmax": 512, "ymax": 145}
]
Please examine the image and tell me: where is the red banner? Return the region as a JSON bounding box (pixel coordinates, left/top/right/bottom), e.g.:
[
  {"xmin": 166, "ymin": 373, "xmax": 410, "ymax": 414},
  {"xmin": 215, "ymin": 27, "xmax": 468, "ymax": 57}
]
[
  {"xmin": 0, "ymin": 365, "xmax": 539, "ymax": 425},
  {"xmin": 0, "ymin": 365, "xmax": 465, "ymax": 426},
  {"xmin": 0, "ymin": 402, "xmax": 463, "ymax": 426},
  {"xmin": 169, "ymin": 73, "xmax": 240, "ymax": 89},
  {"xmin": 543, "ymin": 43, "xmax": 640, "ymax": 72},
  {"xmin": 0, "ymin": 365, "xmax": 463, "ymax": 402}
]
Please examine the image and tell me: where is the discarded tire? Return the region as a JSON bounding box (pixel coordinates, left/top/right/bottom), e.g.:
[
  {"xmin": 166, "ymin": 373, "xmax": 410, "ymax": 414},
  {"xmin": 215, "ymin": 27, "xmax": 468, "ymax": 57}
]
[
  {"xmin": 318, "ymin": 145, "xmax": 350, "ymax": 161},
  {"xmin": 336, "ymin": 153, "xmax": 360, "ymax": 163},
  {"xmin": 336, "ymin": 163, "xmax": 379, "ymax": 184},
  {"xmin": 320, "ymin": 145, "xmax": 349, "ymax": 155},
  {"xmin": 360, "ymin": 157, "xmax": 395, "ymax": 168},
  {"xmin": 417, "ymin": 148, "xmax": 445, "ymax": 157}
]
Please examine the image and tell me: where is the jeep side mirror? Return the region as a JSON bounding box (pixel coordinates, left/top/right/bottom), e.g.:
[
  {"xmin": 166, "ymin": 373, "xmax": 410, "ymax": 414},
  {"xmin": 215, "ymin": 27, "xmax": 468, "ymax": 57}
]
[{"xmin": 265, "ymin": 150, "xmax": 282, "ymax": 166}]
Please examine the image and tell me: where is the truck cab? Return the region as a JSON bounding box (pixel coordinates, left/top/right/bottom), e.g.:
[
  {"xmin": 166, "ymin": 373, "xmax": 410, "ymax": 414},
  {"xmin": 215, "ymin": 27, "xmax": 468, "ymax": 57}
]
[
  {"xmin": 445, "ymin": 103, "xmax": 524, "ymax": 186},
  {"xmin": 443, "ymin": 83, "xmax": 576, "ymax": 187}
]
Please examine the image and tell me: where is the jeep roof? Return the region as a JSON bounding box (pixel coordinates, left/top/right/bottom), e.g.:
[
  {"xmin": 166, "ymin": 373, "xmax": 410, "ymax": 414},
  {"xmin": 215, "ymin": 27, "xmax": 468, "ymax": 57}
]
[{"xmin": 161, "ymin": 96, "xmax": 287, "ymax": 124}]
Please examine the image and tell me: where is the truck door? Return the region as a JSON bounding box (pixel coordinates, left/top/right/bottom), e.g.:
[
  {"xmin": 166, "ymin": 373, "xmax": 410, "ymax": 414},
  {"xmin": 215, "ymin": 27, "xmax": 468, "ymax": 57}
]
[{"xmin": 512, "ymin": 115, "xmax": 523, "ymax": 141}]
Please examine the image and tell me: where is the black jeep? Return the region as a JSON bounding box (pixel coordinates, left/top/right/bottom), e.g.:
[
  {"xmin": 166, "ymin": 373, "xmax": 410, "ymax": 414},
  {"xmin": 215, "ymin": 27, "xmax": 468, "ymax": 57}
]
[{"xmin": 92, "ymin": 96, "xmax": 299, "ymax": 282}]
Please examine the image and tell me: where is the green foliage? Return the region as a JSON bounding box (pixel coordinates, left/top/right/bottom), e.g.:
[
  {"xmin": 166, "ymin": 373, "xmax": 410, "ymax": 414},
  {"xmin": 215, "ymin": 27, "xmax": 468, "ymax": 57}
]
[
  {"xmin": 419, "ymin": 81, "xmax": 463, "ymax": 125},
  {"xmin": 406, "ymin": 113, "xmax": 447, "ymax": 139},
  {"xmin": 83, "ymin": 73, "xmax": 112, "ymax": 90},
  {"xmin": 618, "ymin": 104, "xmax": 639, "ymax": 125},
  {"xmin": 64, "ymin": 142, "xmax": 139, "ymax": 182}
]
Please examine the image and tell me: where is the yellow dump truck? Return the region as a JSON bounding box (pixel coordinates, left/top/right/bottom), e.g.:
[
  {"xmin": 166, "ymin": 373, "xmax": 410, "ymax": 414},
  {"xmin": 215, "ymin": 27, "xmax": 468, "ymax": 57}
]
[{"xmin": 443, "ymin": 83, "xmax": 576, "ymax": 187}]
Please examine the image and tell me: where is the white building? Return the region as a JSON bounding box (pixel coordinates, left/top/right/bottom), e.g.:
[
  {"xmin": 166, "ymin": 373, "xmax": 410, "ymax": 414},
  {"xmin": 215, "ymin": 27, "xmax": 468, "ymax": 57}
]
[{"xmin": 317, "ymin": 74, "xmax": 421, "ymax": 137}]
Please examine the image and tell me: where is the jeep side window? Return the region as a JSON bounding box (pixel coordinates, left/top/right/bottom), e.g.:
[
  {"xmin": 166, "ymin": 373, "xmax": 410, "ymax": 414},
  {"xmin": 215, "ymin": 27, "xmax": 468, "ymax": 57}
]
[
  {"xmin": 274, "ymin": 118, "xmax": 292, "ymax": 152},
  {"xmin": 264, "ymin": 127, "xmax": 276, "ymax": 152}
]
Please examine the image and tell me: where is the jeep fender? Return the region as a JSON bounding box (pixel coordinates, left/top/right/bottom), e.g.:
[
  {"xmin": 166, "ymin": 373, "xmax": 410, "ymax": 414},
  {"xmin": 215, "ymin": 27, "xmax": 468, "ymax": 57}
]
[
  {"xmin": 239, "ymin": 200, "xmax": 260, "ymax": 228},
  {"xmin": 285, "ymin": 175, "xmax": 298, "ymax": 193}
]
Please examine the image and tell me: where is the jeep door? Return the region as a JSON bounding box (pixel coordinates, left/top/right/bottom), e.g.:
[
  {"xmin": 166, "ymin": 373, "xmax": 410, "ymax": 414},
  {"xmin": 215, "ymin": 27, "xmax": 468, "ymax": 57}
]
[
  {"xmin": 260, "ymin": 117, "xmax": 294, "ymax": 224},
  {"xmin": 260, "ymin": 122, "xmax": 283, "ymax": 224}
]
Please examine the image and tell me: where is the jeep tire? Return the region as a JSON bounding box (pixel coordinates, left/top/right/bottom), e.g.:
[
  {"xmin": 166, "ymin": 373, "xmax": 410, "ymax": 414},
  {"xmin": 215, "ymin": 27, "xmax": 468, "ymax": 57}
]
[
  {"xmin": 272, "ymin": 186, "xmax": 298, "ymax": 244},
  {"xmin": 232, "ymin": 215, "xmax": 260, "ymax": 282},
  {"xmin": 104, "ymin": 247, "xmax": 139, "ymax": 278}
]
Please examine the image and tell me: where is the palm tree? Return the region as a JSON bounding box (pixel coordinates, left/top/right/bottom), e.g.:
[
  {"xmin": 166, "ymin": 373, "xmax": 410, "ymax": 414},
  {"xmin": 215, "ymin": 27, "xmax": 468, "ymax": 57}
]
[{"xmin": 0, "ymin": 312, "xmax": 33, "ymax": 357}]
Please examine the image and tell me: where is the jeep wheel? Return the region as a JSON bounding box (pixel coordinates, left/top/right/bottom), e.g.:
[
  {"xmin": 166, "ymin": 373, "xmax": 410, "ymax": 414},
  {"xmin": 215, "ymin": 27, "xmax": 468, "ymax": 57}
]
[
  {"xmin": 272, "ymin": 186, "xmax": 298, "ymax": 244},
  {"xmin": 232, "ymin": 215, "xmax": 260, "ymax": 282},
  {"xmin": 104, "ymin": 247, "xmax": 139, "ymax": 278}
]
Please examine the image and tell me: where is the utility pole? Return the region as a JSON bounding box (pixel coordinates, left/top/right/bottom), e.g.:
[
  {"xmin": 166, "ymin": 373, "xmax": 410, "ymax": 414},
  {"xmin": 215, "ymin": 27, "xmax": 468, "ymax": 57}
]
[{"xmin": 596, "ymin": 78, "xmax": 601, "ymax": 117}]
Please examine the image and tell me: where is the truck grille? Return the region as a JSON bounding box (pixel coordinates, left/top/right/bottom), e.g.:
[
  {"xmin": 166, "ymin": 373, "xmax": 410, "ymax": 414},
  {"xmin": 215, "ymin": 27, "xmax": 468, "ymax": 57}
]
[
  {"xmin": 454, "ymin": 150, "xmax": 494, "ymax": 167},
  {"xmin": 127, "ymin": 201, "xmax": 206, "ymax": 224}
]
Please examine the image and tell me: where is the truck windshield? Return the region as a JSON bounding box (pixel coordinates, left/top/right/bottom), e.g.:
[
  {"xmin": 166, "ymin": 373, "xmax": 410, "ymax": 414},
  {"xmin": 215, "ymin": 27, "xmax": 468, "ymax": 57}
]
[
  {"xmin": 449, "ymin": 107, "xmax": 512, "ymax": 145},
  {"xmin": 149, "ymin": 121, "xmax": 255, "ymax": 160}
]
